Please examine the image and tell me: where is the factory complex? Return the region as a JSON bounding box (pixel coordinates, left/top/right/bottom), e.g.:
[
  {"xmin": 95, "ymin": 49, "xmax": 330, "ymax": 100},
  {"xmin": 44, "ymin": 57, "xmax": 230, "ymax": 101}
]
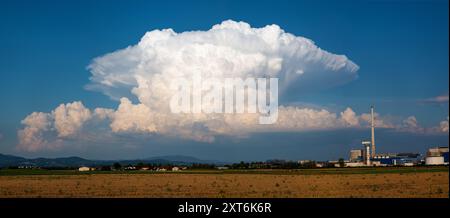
[{"xmin": 344, "ymin": 106, "xmax": 449, "ymax": 167}]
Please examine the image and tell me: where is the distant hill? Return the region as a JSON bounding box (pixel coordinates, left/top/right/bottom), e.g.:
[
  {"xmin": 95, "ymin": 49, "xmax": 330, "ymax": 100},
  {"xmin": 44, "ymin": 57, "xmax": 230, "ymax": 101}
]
[
  {"xmin": 0, "ymin": 153, "xmax": 228, "ymax": 168},
  {"xmin": 0, "ymin": 153, "xmax": 27, "ymax": 167},
  {"xmin": 30, "ymin": 156, "xmax": 98, "ymax": 167},
  {"xmin": 0, "ymin": 154, "xmax": 98, "ymax": 167},
  {"xmin": 145, "ymin": 155, "xmax": 226, "ymax": 164}
]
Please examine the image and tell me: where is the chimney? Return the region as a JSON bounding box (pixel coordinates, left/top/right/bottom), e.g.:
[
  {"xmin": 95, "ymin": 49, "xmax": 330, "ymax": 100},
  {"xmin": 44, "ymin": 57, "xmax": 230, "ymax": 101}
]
[{"xmin": 371, "ymin": 106, "xmax": 376, "ymax": 158}]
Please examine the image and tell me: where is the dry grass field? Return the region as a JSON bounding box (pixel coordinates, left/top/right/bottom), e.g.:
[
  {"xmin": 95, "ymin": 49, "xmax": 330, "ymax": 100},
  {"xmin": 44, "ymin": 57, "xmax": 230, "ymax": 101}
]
[{"xmin": 0, "ymin": 169, "xmax": 448, "ymax": 198}]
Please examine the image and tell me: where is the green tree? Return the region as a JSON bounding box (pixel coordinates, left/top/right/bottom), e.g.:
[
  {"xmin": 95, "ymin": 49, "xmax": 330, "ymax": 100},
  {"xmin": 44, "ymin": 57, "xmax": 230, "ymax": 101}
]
[
  {"xmin": 113, "ymin": 162, "xmax": 122, "ymax": 170},
  {"xmin": 338, "ymin": 158, "xmax": 345, "ymax": 167},
  {"xmin": 136, "ymin": 162, "xmax": 145, "ymax": 169}
]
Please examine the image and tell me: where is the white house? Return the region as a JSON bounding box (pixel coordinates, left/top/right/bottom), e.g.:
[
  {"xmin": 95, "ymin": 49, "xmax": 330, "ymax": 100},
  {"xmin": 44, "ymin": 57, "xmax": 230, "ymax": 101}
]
[{"xmin": 78, "ymin": 166, "xmax": 90, "ymax": 172}]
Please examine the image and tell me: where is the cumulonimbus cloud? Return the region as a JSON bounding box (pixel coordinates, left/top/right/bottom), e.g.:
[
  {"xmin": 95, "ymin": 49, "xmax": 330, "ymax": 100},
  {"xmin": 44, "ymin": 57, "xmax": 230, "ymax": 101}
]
[
  {"xmin": 16, "ymin": 20, "xmax": 448, "ymax": 152},
  {"xmin": 84, "ymin": 19, "xmax": 361, "ymax": 139},
  {"xmin": 86, "ymin": 20, "xmax": 359, "ymax": 104}
]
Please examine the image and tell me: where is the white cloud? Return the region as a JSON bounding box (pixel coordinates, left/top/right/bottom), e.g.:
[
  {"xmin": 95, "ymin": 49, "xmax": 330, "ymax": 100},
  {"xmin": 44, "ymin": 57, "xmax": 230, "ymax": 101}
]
[
  {"xmin": 359, "ymin": 112, "xmax": 394, "ymax": 129},
  {"xmin": 17, "ymin": 112, "xmax": 55, "ymax": 152},
  {"xmin": 110, "ymin": 98, "xmax": 157, "ymax": 133},
  {"xmin": 395, "ymin": 116, "xmax": 449, "ymax": 134},
  {"xmin": 399, "ymin": 116, "xmax": 423, "ymax": 133},
  {"xmin": 17, "ymin": 101, "xmax": 111, "ymax": 151},
  {"xmin": 79, "ymin": 19, "xmax": 361, "ymax": 144},
  {"xmin": 423, "ymin": 94, "xmax": 449, "ymax": 104},
  {"xmin": 17, "ymin": 99, "xmax": 449, "ymax": 152},
  {"xmin": 340, "ymin": 107, "xmax": 360, "ymax": 127},
  {"xmin": 86, "ymin": 20, "xmax": 359, "ymax": 105},
  {"xmin": 16, "ymin": 20, "xmax": 448, "ymax": 152},
  {"xmin": 438, "ymin": 117, "xmax": 449, "ymax": 133},
  {"xmin": 53, "ymin": 101, "xmax": 92, "ymax": 137}
]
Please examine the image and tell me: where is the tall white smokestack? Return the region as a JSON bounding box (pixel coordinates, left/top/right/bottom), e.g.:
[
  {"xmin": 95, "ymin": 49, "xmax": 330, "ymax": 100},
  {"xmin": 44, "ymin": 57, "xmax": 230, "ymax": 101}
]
[{"xmin": 371, "ymin": 106, "xmax": 376, "ymax": 158}]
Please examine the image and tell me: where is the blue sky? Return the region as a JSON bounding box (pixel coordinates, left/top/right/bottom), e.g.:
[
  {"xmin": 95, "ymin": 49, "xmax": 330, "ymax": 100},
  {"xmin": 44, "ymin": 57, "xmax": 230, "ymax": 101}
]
[{"xmin": 0, "ymin": 0, "xmax": 448, "ymax": 161}]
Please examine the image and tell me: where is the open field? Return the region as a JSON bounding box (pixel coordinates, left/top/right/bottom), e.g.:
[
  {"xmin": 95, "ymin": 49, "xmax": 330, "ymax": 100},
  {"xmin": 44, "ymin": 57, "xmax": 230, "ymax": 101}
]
[{"xmin": 0, "ymin": 167, "xmax": 448, "ymax": 198}]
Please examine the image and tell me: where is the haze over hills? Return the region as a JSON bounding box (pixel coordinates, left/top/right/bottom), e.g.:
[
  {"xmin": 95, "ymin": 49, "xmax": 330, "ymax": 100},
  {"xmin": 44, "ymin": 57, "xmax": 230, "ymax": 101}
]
[
  {"xmin": 0, "ymin": 153, "xmax": 228, "ymax": 168},
  {"xmin": 145, "ymin": 155, "xmax": 224, "ymax": 164}
]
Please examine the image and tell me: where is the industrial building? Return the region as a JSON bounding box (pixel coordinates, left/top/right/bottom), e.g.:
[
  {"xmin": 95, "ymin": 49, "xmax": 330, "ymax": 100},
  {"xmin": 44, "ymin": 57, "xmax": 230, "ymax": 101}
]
[
  {"xmin": 372, "ymin": 153, "xmax": 420, "ymax": 166},
  {"xmin": 347, "ymin": 106, "xmax": 378, "ymax": 166},
  {"xmin": 349, "ymin": 149, "xmax": 363, "ymax": 162},
  {"xmin": 425, "ymin": 146, "xmax": 449, "ymax": 165},
  {"xmin": 346, "ymin": 106, "xmax": 425, "ymax": 167},
  {"xmin": 362, "ymin": 140, "xmax": 372, "ymax": 165}
]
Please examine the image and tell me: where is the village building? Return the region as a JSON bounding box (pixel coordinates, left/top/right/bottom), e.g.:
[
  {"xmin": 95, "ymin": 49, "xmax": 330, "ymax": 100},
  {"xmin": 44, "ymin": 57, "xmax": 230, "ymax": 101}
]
[{"xmin": 78, "ymin": 166, "xmax": 90, "ymax": 172}]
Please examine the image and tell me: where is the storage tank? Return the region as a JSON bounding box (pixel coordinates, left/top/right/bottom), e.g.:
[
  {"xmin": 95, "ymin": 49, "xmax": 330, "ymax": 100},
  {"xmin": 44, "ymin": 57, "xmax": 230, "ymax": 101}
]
[
  {"xmin": 350, "ymin": 149, "xmax": 363, "ymax": 161},
  {"xmin": 425, "ymin": 156, "xmax": 444, "ymax": 165}
]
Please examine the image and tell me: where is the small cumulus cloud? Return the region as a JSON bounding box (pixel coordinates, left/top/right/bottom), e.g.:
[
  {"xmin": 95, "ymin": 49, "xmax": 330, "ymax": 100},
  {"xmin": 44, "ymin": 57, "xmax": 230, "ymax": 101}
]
[
  {"xmin": 19, "ymin": 99, "xmax": 447, "ymax": 152},
  {"xmin": 17, "ymin": 102, "xmax": 112, "ymax": 152},
  {"xmin": 395, "ymin": 116, "xmax": 449, "ymax": 135},
  {"xmin": 340, "ymin": 108, "xmax": 360, "ymax": 126},
  {"xmin": 439, "ymin": 117, "xmax": 449, "ymax": 133},
  {"xmin": 18, "ymin": 111, "xmax": 56, "ymax": 152},
  {"xmin": 17, "ymin": 100, "xmax": 448, "ymax": 152},
  {"xmin": 53, "ymin": 102, "xmax": 92, "ymax": 137}
]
